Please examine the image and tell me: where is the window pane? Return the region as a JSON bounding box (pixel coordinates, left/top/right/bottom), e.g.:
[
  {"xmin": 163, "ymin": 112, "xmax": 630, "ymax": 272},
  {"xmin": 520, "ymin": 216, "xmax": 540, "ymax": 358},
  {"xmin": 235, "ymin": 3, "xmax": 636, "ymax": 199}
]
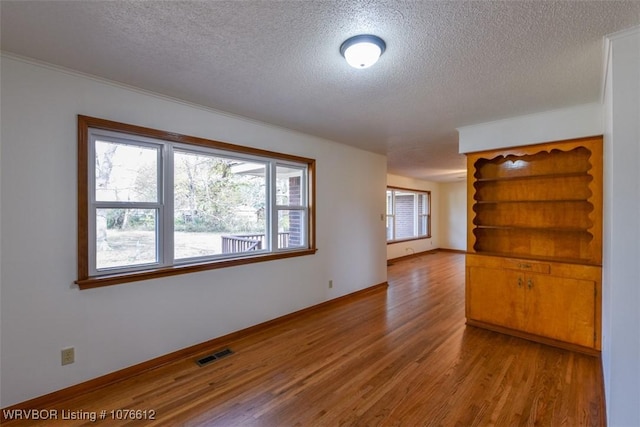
[
  {"xmin": 278, "ymin": 210, "xmax": 306, "ymax": 249},
  {"xmin": 276, "ymin": 166, "xmax": 304, "ymax": 206},
  {"xmin": 394, "ymin": 192, "xmax": 416, "ymax": 239},
  {"xmin": 96, "ymin": 208, "xmax": 157, "ymax": 269},
  {"xmin": 419, "ymin": 215, "xmax": 428, "ymax": 236},
  {"xmin": 386, "ymin": 216, "xmax": 394, "ymax": 240},
  {"xmin": 173, "ymin": 151, "xmax": 267, "ymax": 259},
  {"xmin": 95, "ymin": 140, "xmax": 158, "ymax": 202},
  {"xmin": 418, "ymin": 194, "xmax": 428, "ymax": 215}
]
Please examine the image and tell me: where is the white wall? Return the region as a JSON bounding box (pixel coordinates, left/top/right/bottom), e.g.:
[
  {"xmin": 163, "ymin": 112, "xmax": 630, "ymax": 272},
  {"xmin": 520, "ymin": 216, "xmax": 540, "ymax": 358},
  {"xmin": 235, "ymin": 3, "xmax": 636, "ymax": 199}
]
[
  {"xmin": 0, "ymin": 55, "xmax": 388, "ymax": 407},
  {"xmin": 438, "ymin": 181, "xmax": 466, "ymax": 251},
  {"xmin": 602, "ymin": 27, "xmax": 640, "ymax": 427},
  {"xmin": 386, "ymin": 174, "xmax": 439, "ymax": 259},
  {"xmin": 0, "ymin": 54, "xmax": 4, "ymax": 412},
  {"xmin": 457, "ymin": 103, "xmax": 603, "ymax": 154}
]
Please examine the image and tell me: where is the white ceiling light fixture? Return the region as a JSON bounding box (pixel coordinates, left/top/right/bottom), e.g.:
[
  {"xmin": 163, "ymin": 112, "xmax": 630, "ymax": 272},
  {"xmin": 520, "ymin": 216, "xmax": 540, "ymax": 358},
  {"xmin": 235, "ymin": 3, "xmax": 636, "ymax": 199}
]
[{"xmin": 340, "ymin": 34, "xmax": 386, "ymax": 69}]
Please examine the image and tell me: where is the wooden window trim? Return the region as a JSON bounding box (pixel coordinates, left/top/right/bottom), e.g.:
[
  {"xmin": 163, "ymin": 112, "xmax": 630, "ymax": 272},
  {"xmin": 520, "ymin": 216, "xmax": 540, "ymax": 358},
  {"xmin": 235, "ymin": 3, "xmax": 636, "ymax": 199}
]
[
  {"xmin": 386, "ymin": 186, "xmax": 432, "ymax": 243},
  {"xmin": 386, "ymin": 236, "xmax": 431, "ymax": 245},
  {"xmin": 77, "ymin": 115, "xmax": 316, "ymax": 290}
]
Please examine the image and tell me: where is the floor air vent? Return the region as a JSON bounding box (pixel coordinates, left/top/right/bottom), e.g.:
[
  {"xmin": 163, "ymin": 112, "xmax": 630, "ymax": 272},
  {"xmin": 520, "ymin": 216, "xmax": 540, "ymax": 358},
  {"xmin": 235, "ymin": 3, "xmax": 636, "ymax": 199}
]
[{"xmin": 196, "ymin": 348, "xmax": 234, "ymax": 367}]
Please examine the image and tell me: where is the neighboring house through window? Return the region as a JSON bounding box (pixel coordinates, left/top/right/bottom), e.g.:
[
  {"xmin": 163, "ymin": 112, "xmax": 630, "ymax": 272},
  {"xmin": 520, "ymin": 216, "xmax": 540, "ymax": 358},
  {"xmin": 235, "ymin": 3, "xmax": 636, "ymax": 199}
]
[
  {"xmin": 386, "ymin": 187, "xmax": 431, "ymax": 242},
  {"xmin": 77, "ymin": 116, "xmax": 316, "ymax": 289}
]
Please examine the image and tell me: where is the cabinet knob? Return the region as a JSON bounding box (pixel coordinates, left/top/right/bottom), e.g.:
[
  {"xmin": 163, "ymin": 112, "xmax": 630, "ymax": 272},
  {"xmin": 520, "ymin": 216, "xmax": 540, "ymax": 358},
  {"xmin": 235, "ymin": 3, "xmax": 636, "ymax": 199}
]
[
  {"xmin": 528, "ymin": 279, "xmax": 533, "ymax": 289},
  {"xmin": 518, "ymin": 277, "xmax": 523, "ymax": 288}
]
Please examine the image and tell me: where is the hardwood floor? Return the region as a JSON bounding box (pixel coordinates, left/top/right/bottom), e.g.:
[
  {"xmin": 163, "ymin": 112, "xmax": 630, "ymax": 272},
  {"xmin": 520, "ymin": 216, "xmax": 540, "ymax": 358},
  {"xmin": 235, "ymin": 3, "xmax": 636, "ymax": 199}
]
[{"xmin": 4, "ymin": 252, "xmax": 605, "ymax": 426}]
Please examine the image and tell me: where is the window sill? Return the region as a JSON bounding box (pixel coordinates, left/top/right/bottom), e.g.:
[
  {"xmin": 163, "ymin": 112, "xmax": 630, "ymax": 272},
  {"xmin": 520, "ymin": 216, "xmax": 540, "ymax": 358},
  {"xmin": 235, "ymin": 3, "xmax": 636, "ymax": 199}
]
[
  {"xmin": 386, "ymin": 236, "xmax": 432, "ymax": 245},
  {"xmin": 75, "ymin": 248, "xmax": 317, "ymax": 290}
]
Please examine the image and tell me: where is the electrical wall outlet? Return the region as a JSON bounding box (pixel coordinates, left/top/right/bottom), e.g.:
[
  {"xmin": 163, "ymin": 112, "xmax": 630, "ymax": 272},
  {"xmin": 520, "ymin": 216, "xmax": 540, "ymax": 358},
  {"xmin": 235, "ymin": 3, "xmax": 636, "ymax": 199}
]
[
  {"xmin": 61, "ymin": 347, "xmax": 75, "ymax": 365},
  {"xmin": 329, "ymin": 280, "xmax": 333, "ymax": 289}
]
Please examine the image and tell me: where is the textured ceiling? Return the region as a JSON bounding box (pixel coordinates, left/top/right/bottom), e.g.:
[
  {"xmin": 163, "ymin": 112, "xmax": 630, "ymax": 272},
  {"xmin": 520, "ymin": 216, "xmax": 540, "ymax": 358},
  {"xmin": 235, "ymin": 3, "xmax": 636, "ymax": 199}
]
[{"xmin": 2, "ymin": 1, "xmax": 639, "ymax": 181}]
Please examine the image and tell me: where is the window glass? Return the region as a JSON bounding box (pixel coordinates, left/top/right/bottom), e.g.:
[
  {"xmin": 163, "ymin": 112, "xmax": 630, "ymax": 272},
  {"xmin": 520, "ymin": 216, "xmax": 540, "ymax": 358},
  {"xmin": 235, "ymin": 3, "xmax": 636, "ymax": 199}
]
[
  {"xmin": 95, "ymin": 140, "xmax": 158, "ymax": 203},
  {"xmin": 277, "ymin": 210, "xmax": 306, "ymax": 249},
  {"xmin": 386, "ymin": 190, "xmax": 393, "ymax": 215},
  {"xmin": 276, "ymin": 166, "xmax": 304, "ymax": 206},
  {"xmin": 174, "ymin": 151, "xmax": 267, "ymax": 260},
  {"xmin": 96, "ymin": 208, "xmax": 157, "ymax": 269},
  {"xmin": 386, "ymin": 216, "xmax": 394, "ymax": 241},
  {"xmin": 418, "ymin": 216, "xmax": 428, "ymax": 236},
  {"xmin": 395, "ymin": 192, "xmax": 416, "ymax": 240},
  {"xmin": 418, "ymin": 194, "xmax": 428, "ymax": 215}
]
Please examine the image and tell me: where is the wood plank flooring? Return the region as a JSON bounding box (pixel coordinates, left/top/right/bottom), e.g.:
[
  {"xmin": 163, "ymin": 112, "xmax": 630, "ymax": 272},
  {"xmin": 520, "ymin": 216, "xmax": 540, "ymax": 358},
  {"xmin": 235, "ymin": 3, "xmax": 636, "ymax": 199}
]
[{"xmin": 4, "ymin": 252, "xmax": 605, "ymax": 426}]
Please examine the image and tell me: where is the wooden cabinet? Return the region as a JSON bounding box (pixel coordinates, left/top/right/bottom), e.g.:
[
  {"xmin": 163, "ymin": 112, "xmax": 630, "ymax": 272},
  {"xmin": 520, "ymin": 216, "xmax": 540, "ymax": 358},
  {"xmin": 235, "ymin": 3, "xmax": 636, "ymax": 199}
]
[
  {"xmin": 467, "ymin": 264, "xmax": 523, "ymax": 329},
  {"xmin": 465, "ymin": 136, "xmax": 602, "ymax": 355},
  {"xmin": 466, "ymin": 254, "xmax": 600, "ymax": 351}
]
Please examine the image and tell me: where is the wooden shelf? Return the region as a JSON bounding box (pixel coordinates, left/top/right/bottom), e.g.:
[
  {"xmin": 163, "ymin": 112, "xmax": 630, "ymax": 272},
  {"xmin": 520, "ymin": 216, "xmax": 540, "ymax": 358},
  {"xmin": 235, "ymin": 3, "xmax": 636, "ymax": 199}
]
[
  {"xmin": 473, "ymin": 174, "xmax": 593, "ymax": 203},
  {"xmin": 475, "ymin": 171, "xmax": 590, "ymax": 183},
  {"xmin": 465, "ymin": 136, "xmax": 603, "ymax": 353},
  {"xmin": 468, "ymin": 138, "xmax": 601, "ymax": 265},
  {"xmin": 473, "ymin": 199, "xmax": 594, "ymax": 231},
  {"xmin": 474, "ymin": 199, "xmax": 591, "ymax": 204},
  {"xmin": 473, "ymin": 145, "xmax": 592, "ymax": 181},
  {"xmin": 473, "ymin": 225, "xmax": 592, "ymax": 232}
]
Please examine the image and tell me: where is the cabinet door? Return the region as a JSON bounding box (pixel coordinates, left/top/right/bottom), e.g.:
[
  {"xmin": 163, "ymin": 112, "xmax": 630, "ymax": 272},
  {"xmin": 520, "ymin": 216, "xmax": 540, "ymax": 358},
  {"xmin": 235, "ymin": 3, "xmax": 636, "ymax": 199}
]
[
  {"xmin": 523, "ymin": 274, "xmax": 596, "ymax": 348},
  {"xmin": 467, "ymin": 267, "xmax": 524, "ymax": 329}
]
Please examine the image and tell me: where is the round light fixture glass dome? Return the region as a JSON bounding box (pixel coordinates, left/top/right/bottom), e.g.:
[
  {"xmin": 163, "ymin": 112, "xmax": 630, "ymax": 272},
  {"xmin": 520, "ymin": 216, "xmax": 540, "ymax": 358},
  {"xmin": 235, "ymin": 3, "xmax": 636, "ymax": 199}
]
[{"xmin": 340, "ymin": 34, "xmax": 386, "ymax": 69}]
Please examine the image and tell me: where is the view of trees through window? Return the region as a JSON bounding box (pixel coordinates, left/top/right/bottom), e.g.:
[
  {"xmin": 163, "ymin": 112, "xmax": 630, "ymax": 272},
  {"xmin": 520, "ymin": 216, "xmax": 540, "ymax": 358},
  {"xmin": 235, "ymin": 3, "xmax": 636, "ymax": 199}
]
[
  {"xmin": 95, "ymin": 139, "xmax": 160, "ymax": 269},
  {"xmin": 93, "ymin": 135, "xmax": 309, "ymax": 272},
  {"xmin": 173, "ymin": 151, "xmax": 267, "ymax": 260}
]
